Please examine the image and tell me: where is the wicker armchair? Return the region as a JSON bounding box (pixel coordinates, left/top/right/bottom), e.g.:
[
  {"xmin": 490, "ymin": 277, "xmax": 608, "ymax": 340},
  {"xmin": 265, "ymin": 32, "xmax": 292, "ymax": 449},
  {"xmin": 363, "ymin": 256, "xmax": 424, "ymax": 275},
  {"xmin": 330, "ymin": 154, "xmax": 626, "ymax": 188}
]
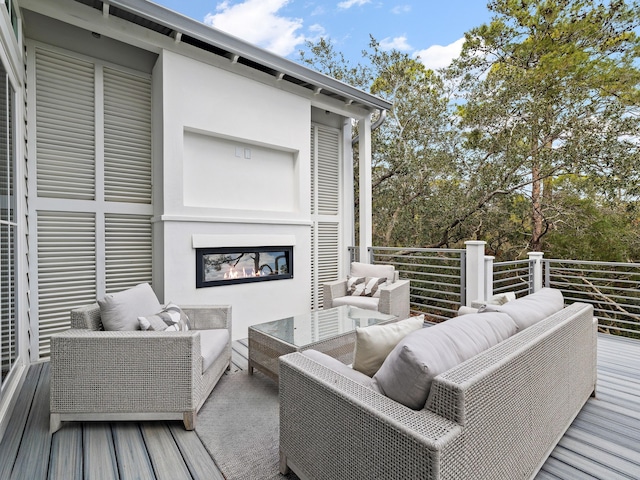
[
  {"xmin": 323, "ymin": 262, "xmax": 410, "ymax": 319},
  {"xmin": 49, "ymin": 303, "xmax": 231, "ymax": 433}
]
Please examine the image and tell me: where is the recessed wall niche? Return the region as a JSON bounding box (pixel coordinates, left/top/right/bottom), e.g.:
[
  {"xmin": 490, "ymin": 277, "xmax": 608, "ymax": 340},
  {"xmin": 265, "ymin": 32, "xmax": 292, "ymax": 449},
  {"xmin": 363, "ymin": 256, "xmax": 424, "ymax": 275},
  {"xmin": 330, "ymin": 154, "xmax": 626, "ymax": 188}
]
[{"xmin": 183, "ymin": 130, "xmax": 298, "ymax": 212}]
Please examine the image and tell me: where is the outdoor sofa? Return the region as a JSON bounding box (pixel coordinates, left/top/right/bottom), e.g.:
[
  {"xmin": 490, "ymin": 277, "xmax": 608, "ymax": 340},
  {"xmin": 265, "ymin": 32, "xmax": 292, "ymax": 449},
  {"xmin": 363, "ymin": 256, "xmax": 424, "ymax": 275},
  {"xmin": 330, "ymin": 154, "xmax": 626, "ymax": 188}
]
[
  {"xmin": 279, "ymin": 288, "xmax": 597, "ymax": 479},
  {"xmin": 49, "ymin": 283, "xmax": 231, "ymax": 432}
]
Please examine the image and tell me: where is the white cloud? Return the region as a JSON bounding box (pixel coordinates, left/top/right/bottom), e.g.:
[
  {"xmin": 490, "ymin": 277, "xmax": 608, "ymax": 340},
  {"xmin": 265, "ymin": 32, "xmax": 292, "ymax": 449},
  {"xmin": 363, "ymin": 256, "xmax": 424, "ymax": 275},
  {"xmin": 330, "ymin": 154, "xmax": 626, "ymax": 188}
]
[
  {"xmin": 337, "ymin": 0, "xmax": 371, "ymax": 9},
  {"xmin": 414, "ymin": 37, "xmax": 465, "ymax": 70},
  {"xmin": 204, "ymin": 0, "xmax": 306, "ymax": 57},
  {"xmin": 391, "ymin": 5, "xmax": 411, "ymax": 14},
  {"xmin": 380, "ymin": 35, "xmax": 411, "ymax": 51}
]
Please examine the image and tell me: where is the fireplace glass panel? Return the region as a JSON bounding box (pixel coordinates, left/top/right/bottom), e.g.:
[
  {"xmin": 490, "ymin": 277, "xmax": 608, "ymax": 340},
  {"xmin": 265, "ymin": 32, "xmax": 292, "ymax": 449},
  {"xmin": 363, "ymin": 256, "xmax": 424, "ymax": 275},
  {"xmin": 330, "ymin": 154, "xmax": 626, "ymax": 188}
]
[{"xmin": 196, "ymin": 246, "xmax": 293, "ymax": 287}]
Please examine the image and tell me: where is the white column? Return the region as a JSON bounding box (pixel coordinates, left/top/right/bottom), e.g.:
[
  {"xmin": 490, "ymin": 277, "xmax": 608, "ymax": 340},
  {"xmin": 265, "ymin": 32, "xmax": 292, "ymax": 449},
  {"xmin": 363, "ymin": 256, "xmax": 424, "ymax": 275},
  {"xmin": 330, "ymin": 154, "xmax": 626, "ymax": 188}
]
[
  {"xmin": 358, "ymin": 114, "xmax": 372, "ymax": 263},
  {"xmin": 465, "ymin": 241, "xmax": 486, "ymax": 306},
  {"xmin": 484, "ymin": 256, "xmax": 495, "ymax": 300},
  {"xmin": 528, "ymin": 252, "xmax": 544, "ymax": 292}
]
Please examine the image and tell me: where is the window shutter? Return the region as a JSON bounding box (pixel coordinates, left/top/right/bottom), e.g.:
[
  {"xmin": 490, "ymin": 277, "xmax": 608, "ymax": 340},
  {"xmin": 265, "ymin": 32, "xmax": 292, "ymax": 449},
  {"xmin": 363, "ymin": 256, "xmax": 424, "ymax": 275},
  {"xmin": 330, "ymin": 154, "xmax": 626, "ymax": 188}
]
[
  {"xmin": 316, "ymin": 221, "xmax": 339, "ymax": 308},
  {"xmin": 103, "ymin": 67, "xmax": 152, "ymax": 204},
  {"xmin": 310, "ymin": 123, "xmax": 342, "ymax": 310},
  {"xmin": 316, "ymin": 126, "xmax": 340, "ymax": 215},
  {"xmin": 105, "ymin": 214, "xmax": 152, "ymax": 293},
  {"xmin": 37, "ymin": 211, "xmax": 96, "ymax": 356},
  {"xmin": 35, "ymin": 48, "xmax": 95, "ymax": 200}
]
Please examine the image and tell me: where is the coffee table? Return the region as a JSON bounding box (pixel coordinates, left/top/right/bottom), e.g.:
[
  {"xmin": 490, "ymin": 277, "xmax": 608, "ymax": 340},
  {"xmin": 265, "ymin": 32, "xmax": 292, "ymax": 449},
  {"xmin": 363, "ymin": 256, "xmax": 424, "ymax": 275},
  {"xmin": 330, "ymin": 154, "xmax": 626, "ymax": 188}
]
[{"xmin": 248, "ymin": 305, "xmax": 398, "ymax": 382}]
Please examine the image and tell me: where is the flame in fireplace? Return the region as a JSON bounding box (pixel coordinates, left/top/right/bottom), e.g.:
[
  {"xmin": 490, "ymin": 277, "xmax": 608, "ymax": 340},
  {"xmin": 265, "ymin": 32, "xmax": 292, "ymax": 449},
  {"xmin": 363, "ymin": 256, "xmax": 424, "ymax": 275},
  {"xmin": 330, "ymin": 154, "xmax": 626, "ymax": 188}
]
[{"xmin": 224, "ymin": 267, "xmax": 261, "ymax": 279}]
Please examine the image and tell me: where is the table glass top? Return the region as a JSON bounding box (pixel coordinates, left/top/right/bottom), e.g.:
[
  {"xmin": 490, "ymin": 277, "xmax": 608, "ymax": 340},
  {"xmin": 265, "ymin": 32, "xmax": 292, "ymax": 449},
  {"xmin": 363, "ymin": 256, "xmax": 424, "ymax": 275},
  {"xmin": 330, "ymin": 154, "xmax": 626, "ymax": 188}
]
[{"xmin": 249, "ymin": 305, "xmax": 397, "ymax": 347}]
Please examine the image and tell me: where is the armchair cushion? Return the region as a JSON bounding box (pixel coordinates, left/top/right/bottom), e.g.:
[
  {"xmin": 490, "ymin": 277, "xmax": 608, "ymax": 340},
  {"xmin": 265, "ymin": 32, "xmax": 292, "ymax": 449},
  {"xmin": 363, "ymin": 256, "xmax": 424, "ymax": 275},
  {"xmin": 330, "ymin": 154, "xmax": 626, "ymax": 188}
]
[
  {"xmin": 332, "ymin": 295, "xmax": 379, "ymax": 311},
  {"xmin": 373, "ymin": 312, "xmax": 517, "ymax": 409},
  {"xmin": 200, "ymin": 329, "xmax": 230, "ymax": 372},
  {"xmin": 353, "ymin": 315, "xmax": 425, "ymax": 376},
  {"xmin": 98, "ymin": 283, "xmax": 162, "ymax": 331},
  {"xmin": 350, "ymin": 262, "xmax": 395, "ymax": 283}
]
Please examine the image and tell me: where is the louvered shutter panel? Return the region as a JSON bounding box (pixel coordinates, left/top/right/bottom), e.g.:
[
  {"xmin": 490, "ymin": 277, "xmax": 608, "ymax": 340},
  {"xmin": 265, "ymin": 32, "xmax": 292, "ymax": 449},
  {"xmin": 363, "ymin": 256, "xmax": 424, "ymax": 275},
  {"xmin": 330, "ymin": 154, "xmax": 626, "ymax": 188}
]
[
  {"xmin": 310, "ymin": 124, "xmax": 342, "ymax": 310},
  {"xmin": 316, "ymin": 126, "xmax": 340, "ymax": 215},
  {"xmin": 105, "ymin": 214, "xmax": 152, "ymax": 293},
  {"xmin": 103, "ymin": 68, "xmax": 152, "ymax": 204},
  {"xmin": 37, "ymin": 211, "xmax": 96, "ymax": 356},
  {"xmin": 35, "ymin": 48, "xmax": 95, "ymax": 200},
  {"xmin": 316, "ymin": 221, "xmax": 339, "ymax": 308}
]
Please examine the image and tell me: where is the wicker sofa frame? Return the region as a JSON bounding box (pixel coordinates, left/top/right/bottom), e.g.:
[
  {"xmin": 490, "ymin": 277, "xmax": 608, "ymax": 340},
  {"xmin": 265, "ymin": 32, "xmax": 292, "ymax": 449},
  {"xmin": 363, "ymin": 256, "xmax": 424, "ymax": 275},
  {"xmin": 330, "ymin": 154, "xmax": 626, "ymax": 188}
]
[
  {"xmin": 49, "ymin": 303, "xmax": 231, "ymax": 433},
  {"xmin": 279, "ymin": 302, "xmax": 597, "ymax": 480}
]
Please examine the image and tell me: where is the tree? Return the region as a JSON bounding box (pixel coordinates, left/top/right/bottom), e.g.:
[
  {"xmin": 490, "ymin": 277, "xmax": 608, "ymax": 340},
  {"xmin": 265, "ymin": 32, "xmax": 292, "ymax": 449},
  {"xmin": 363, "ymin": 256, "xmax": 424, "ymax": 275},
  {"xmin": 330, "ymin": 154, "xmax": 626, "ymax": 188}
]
[{"xmin": 453, "ymin": 0, "xmax": 640, "ymax": 252}]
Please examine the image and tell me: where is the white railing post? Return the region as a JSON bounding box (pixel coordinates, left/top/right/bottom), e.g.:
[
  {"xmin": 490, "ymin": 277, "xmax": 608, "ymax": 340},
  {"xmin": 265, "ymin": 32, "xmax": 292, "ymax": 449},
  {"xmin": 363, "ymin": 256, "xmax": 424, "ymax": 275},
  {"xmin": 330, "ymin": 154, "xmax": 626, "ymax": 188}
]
[
  {"xmin": 528, "ymin": 252, "xmax": 544, "ymax": 292},
  {"xmin": 484, "ymin": 255, "xmax": 494, "ymax": 300},
  {"xmin": 465, "ymin": 241, "xmax": 486, "ymax": 307}
]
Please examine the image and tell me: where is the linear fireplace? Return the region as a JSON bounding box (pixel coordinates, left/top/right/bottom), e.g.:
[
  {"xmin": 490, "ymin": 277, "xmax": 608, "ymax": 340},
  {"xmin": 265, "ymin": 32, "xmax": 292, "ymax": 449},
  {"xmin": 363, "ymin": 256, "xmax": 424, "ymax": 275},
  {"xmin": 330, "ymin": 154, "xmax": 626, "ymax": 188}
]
[{"xmin": 196, "ymin": 246, "xmax": 293, "ymax": 288}]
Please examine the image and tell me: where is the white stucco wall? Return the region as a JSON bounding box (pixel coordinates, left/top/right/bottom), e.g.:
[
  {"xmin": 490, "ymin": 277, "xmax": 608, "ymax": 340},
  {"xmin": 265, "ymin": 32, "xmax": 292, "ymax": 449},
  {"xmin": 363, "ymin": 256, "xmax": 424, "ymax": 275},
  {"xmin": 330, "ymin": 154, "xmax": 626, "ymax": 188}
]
[{"xmin": 155, "ymin": 50, "xmax": 314, "ymax": 339}]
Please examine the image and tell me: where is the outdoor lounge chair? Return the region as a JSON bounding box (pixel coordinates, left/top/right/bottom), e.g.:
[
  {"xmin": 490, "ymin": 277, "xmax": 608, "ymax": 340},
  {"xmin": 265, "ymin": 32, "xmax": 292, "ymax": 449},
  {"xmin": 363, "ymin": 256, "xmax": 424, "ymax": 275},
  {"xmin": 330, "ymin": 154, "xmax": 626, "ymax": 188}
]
[
  {"xmin": 49, "ymin": 296, "xmax": 231, "ymax": 433},
  {"xmin": 323, "ymin": 262, "xmax": 410, "ymax": 319}
]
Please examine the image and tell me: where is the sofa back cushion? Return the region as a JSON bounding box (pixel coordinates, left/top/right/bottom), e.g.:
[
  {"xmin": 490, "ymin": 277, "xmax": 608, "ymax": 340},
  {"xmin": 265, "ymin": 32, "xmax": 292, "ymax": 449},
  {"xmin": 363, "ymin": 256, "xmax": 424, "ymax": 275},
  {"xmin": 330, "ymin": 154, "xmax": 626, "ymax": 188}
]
[
  {"xmin": 98, "ymin": 282, "xmax": 162, "ymax": 331},
  {"xmin": 352, "ymin": 315, "xmax": 424, "ymax": 377},
  {"xmin": 372, "ymin": 312, "xmax": 517, "ymax": 410},
  {"xmin": 480, "ymin": 287, "xmax": 564, "ymax": 331}
]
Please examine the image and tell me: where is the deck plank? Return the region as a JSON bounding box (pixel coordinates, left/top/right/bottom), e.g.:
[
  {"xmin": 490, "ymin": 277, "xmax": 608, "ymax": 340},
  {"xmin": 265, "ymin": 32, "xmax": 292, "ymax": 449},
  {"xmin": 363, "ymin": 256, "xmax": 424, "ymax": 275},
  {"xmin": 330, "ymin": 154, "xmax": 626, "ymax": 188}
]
[
  {"xmin": 170, "ymin": 423, "xmax": 225, "ymax": 480},
  {"xmin": 48, "ymin": 425, "xmax": 82, "ymax": 480},
  {"xmin": 83, "ymin": 423, "xmax": 119, "ymax": 480},
  {"xmin": 112, "ymin": 424, "xmax": 156, "ymax": 480},
  {"xmin": 11, "ymin": 362, "xmax": 52, "ymax": 480},
  {"xmin": 0, "ymin": 363, "xmax": 42, "ymax": 479},
  {"xmin": 141, "ymin": 422, "xmax": 192, "ymax": 480}
]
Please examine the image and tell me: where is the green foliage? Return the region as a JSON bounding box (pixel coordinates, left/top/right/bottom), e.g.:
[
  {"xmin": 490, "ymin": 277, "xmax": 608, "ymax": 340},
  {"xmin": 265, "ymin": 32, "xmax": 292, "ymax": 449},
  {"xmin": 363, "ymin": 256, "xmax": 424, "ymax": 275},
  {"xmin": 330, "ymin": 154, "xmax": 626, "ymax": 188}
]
[{"xmin": 300, "ymin": 1, "xmax": 640, "ymax": 261}]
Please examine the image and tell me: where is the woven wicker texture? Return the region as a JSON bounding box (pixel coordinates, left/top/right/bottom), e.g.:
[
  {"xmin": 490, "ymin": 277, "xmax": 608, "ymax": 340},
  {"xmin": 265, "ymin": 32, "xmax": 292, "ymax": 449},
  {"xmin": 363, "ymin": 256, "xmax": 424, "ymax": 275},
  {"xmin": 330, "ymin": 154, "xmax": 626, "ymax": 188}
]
[
  {"xmin": 279, "ymin": 303, "xmax": 596, "ymax": 479},
  {"xmin": 50, "ymin": 304, "xmax": 231, "ymax": 430}
]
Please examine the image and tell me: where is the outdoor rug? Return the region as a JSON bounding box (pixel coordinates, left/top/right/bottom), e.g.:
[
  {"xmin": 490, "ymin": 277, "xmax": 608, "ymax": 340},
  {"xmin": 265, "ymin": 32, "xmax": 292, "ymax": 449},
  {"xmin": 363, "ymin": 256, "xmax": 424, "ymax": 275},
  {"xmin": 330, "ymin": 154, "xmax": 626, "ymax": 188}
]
[{"xmin": 196, "ymin": 370, "xmax": 300, "ymax": 480}]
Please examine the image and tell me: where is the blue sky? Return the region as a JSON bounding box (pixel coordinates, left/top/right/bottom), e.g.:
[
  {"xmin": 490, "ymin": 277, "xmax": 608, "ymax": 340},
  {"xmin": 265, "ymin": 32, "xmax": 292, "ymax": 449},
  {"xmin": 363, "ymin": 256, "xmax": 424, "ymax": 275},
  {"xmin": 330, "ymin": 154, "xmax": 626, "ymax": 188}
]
[{"xmin": 151, "ymin": 0, "xmax": 494, "ymax": 70}]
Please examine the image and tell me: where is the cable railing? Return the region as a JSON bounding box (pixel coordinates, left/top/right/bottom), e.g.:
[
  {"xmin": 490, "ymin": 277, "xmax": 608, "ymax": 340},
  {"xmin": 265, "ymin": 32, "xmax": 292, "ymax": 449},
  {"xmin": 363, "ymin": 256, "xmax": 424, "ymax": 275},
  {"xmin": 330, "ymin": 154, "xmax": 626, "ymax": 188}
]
[
  {"xmin": 368, "ymin": 246, "xmax": 466, "ymax": 322},
  {"xmin": 493, "ymin": 260, "xmax": 534, "ymax": 298},
  {"xmin": 543, "ymin": 259, "xmax": 640, "ymax": 339}
]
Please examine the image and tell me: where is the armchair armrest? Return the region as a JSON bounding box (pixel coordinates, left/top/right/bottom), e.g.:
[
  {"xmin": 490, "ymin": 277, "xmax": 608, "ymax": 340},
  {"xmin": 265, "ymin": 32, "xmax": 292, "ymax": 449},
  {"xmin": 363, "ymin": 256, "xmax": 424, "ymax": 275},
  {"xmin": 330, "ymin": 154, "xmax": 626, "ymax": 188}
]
[
  {"xmin": 322, "ymin": 280, "xmax": 347, "ymax": 309},
  {"xmin": 50, "ymin": 330, "xmax": 202, "ymax": 414},
  {"xmin": 279, "ymin": 352, "xmax": 461, "ymax": 479},
  {"xmin": 181, "ymin": 305, "xmax": 231, "ymax": 331},
  {"xmin": 378, "ymin": 278, "xmax": 410, "ymax": 319}
]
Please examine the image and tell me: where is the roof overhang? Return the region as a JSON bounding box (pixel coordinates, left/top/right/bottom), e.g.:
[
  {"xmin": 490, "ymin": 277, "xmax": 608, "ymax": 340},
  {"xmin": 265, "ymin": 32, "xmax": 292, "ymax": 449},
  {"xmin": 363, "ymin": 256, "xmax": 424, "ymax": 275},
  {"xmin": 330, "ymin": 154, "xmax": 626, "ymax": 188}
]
[{"xmin": 60, "ymin": 0, "xmax": 392, "ymax": 114}]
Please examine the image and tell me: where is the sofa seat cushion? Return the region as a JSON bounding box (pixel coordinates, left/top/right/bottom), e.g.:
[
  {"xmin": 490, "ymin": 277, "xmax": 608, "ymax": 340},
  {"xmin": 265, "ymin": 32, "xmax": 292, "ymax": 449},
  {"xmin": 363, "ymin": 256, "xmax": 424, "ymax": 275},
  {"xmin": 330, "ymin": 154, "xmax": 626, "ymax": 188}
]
[
  {"xmin": 98, "ymin": 283, "xmax": 162, "ymax": 331},
  {"xmin": 200, "ymin": 329, "xmax": 230, "ymax": 372},
  {"xmin": 302, "ymin": 349, "xmax": 376, "ymax": 389},
  {"xmin": 332, "ymin": 295, "xmax": 379, "ymax": 311},
  {"xmin": 373, "ymin": 312, "xmax": 517, "ymax": 410},
  {"xmin": 353, "ymin": 315, "xmax": 425, "ymax": 377},
  {"xmin": 480, "ymin": 287, "xmax": 564, "ymax": 331}
]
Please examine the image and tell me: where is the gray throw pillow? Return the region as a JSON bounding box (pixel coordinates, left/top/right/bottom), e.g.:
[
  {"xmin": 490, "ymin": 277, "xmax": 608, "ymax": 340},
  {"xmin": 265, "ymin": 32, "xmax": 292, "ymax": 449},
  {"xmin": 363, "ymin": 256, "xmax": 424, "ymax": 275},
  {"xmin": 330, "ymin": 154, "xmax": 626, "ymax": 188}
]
[
  {"xmin": 373, "ymin": 312, "xmax": 517, "ymax": 410},
  {"xmin": 138, "ymin": 303, "xmax": 191, "ymax": 332},
  {"xmin": 479, "ymin": 287, "xmax": 564, "ymax": 331},
  {"xmin": 98, "ymin": 283, "xmax": 162, "ymax": 331}
]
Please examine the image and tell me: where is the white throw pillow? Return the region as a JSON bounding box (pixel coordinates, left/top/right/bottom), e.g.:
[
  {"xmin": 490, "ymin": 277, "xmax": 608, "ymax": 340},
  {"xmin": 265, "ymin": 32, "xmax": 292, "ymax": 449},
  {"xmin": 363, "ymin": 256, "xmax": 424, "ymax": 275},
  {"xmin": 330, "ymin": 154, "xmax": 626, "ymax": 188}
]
[
  {"xmin": 98, "ymin": 283, "xmax": 162, "ymax": 331},
  {"xmin": 347, "ymin": 276, "xmax": 386, "ymax": 297},
  {"xmin": 353, "ymin": 315, "xmax": 425, "ymax": 377}
]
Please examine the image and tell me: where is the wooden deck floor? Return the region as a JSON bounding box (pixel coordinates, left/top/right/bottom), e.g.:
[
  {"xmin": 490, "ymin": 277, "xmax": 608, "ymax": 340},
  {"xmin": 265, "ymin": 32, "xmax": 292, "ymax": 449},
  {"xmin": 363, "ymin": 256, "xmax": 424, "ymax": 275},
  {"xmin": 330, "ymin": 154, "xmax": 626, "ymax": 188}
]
[{"xmin": 1, "ymin": 335, "xmax": 639, "ymax": 479}]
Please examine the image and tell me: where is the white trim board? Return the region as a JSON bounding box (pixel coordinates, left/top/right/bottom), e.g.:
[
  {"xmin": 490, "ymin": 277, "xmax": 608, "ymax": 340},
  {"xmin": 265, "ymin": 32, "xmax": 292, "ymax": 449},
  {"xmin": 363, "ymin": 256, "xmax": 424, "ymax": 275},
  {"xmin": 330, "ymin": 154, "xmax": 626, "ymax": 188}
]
[{"xmin": 192, "ymin": 234, "xmax": 296, "ymax": 249}]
